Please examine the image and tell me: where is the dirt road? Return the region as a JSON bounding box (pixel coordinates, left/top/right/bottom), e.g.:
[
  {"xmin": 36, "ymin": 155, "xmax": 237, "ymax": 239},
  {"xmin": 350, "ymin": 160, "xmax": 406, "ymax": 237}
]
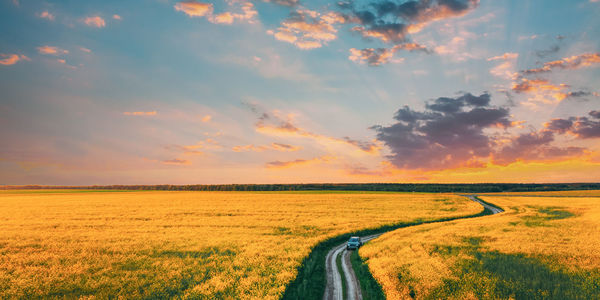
[{"xmin": 323, "ymin": 195, "xmax": 503, "ymax": 300}]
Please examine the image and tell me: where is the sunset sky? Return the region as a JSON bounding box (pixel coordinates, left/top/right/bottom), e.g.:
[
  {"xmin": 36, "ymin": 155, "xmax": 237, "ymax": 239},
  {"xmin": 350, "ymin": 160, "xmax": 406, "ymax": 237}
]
[{"xmin": 1, "ymin": 0, "xmax": 599, "ymax": 185}]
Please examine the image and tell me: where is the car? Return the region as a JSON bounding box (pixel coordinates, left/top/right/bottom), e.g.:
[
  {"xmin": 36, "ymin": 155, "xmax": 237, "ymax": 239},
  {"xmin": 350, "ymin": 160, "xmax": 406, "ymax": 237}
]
[{"xmin": 346, "ymin": 236, "xmax": 363, "ymax": 250}]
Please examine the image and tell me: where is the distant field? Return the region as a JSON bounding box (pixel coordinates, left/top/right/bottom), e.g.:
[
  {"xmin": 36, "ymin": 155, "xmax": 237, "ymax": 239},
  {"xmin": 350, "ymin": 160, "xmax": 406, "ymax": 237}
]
[
  {"xmin": 359, "ymin": 193, "xmax": 600, "ymax": 299},
  {"xmin": 480, "ymin": 189, "xmax": 600, "ymax": 197},
  {"xmin": 0, "ymin": 190, "xmax": 481, "ymax": 299}
]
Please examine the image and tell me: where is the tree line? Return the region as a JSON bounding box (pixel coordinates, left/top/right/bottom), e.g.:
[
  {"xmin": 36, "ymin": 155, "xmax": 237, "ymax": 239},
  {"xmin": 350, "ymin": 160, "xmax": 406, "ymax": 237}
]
[{"xmin": 2, "ymin": 183, "xmax": 600, "ymax": 193}]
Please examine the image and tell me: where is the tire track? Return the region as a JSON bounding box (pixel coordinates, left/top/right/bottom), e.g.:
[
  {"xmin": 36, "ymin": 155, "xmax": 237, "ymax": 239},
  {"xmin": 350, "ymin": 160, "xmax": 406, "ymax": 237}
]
[{"xmin": 323, "ymin": 195, "xmax": 503, "ymax": 300}]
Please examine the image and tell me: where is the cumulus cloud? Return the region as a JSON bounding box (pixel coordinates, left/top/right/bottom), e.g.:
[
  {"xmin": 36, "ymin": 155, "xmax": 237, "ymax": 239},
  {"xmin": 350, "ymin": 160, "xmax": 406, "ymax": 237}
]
[
  {"xmin": 175, "ymin": 0, "xmax": 257, "ymax": 25},
  {"xmin": 83, "ymin": 16, "xmax": 106, "ymax": 28},
  {"xmin": 372, "ymin": 92, "xmax": 511, "ymax": 170},
  {"xmin": 340, "ymin": 0, "xmax": 478, "ymax": 47},
  {"xmin": 492, "ymin": 129, "xmax": 586, "ymax": 165},
  {"xmin": 37, "ymin": 45, "xmax": 69, "ymax": 56},
  {"xmin": 522, "ymin": 53, "xmax": 600, "ymax": 74},
  {"xmin": 0, "ymin": 53, "xmax": 29, "ymax": 66},
  {"xmin": 544, "ymin": 111, "xmax": 600, "ymax": 139},
  {"xmin": 269, "ymin": 9, "xmax": 344, "ymax": 49},
  {"xmin": 232, "ymin": 143, "xmax": 301, "ymax": 152}
]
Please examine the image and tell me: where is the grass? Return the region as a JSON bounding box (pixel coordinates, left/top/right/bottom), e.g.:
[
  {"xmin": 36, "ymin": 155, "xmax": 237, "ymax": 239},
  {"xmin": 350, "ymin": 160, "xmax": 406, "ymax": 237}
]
[
  {"xmin": 0, "ymin": 190, "xmax": 481, "ymax": 299},
  {"xmin": 428, "ymin": 238, "xmax": 600, "ymax": 299},
  {"xmin": 350, "ymin": 250, "xmax": 385, "ymax": 300},
  {"xmin": 336, "ymin": 251, "xmax": 347, "ymax": 299},
  {"xmin": 358, "ymin": 193, "xmax": 600, "ymax": 299}
]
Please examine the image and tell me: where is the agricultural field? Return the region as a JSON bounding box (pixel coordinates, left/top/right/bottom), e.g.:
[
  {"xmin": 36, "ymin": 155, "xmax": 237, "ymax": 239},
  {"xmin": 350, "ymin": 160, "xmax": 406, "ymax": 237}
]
[
  {"xmin": 359, "ymin": 193, "xmax": 600, "ymax": 299},
  {"xmin": 0, "ymin": 190, "xmax": 482, "ymax": 299}
]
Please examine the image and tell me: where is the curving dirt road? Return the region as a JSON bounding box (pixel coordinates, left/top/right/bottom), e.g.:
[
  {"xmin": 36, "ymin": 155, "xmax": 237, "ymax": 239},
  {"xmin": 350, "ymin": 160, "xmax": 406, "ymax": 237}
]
[{"xmin": 323, "ymin": 195, "xmax": 503, "ymax": 300}]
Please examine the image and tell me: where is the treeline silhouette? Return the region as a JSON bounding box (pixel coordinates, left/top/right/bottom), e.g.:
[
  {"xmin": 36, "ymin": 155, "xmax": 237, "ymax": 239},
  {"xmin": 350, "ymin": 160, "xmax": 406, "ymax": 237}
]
[{"xmin": 2, "ymin": 183, "xmax": 600, "ymax": 193}]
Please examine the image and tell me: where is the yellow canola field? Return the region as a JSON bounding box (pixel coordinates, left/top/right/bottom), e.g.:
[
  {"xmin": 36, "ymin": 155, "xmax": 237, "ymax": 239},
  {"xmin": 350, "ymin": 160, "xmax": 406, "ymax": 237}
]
[
  {"xmin": 480, "ymin": 189, "xmax": 600, "ymax": 197},
  {"xmin": 0, "ymin": 190, "xmax": 481, "ymax": 299},
  {"xmin": 359, "ymin": 194, "xmax": 600, "ymax": 299}
]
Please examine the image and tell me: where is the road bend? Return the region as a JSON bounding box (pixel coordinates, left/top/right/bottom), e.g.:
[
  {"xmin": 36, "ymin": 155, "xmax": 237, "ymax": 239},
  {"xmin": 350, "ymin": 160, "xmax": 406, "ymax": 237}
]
[{"xmin": 323, "ymin": 195, "xmax": 503, "ymax": 300}]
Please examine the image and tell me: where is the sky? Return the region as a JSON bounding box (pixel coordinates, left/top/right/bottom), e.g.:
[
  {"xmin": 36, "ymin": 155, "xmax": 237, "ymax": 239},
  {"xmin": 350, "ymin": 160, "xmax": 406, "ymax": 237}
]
[{"xmin": 1, "ymin": 0, "xmax": 599, "ymax": 185}]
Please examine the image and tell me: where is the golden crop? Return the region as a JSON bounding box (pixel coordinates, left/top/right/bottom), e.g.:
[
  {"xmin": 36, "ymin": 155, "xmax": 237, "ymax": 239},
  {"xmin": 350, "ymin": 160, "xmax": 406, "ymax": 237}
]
[
  {"xmin": 359, "ymin": 193, "xmax": 600, "ymax": 299},
  {"xmin": 0, "ymin": 190, "xmax": 481, "ymax": 299}
]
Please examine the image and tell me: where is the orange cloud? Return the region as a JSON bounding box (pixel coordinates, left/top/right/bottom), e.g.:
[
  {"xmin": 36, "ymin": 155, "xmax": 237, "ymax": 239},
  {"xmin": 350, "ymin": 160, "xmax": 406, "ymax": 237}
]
[
  {"xmin": 487, "ymin": 53, "xmax": 518, "ymax": 79},
  {"xmin": 123, "ymin": 111, "xmax": 157, "ymax": 116},
  {"xmin": 175, "ymin": 0, "xmax": 256, "ymax": 24},
  {"xmin": 0, "ymin": 53, "xmax": 29, "ymax": 66},
  {"xmin": 83, "ymin": 16, "xmax": 106, "ymax": 28},
  {"xmin": 175, "ymin": 1, "xmax": 213, "ymax": 17},
  {"xmin": 512, "ymin": 78, "xmax": 558, "ymax": 92},
  {"xmin": 113, "ymin": 14, "xmax": 122, "ymax": 20},
  {"xmin": 266, "ymin": 155, "xmax": 334, "ymax": 169},
  {"xmin": 201, "ymin": 115, "xmax": 212, "ymax": 122},
  {"xmin": 522, "ymin": 53, "xmax": 600, "ymax": 74},
  {"xmin": 38, "ymin": 11, "xmax": 55, "ymax": 21},
  {"xmin": 270, "ymin": 10, "xmax": 343, "ymax": 49},
  {"xmin": 80, "ymin": 47, "xmax": 92, "ymax": 53},
  {"xmin": 232, "ymin": 143, "xmax": 301, "ymax": 152},
  {"xmin": 37, "ymin": 46, "xmax": 68, "ymax": 55}
]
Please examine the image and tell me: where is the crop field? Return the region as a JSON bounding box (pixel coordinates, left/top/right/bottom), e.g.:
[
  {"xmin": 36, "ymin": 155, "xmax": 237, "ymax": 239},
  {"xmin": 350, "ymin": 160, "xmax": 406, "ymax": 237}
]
[
  {"xmin": 0, "ymin": 190, "xmax": 482, "ymax": 299},
  {"xmin": 359, "ymin": 193, "xmax": 600, "ymax": 299}
]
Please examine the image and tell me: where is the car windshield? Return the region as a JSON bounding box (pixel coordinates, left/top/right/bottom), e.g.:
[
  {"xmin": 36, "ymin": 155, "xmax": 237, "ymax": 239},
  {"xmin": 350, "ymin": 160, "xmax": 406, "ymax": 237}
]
[{"xmin": 349, "ymin": 237, "xmax": 359, "ymax": 242}]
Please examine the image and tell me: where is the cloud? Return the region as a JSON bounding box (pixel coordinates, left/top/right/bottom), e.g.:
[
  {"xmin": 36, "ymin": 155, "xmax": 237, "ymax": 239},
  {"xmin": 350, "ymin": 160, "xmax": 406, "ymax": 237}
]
[
  {"xmin": 232, "ymin": 143, "xmax": 301, "ymax": 152},
  {"xmin": 83, "ymin": 16, "xmax": 106, "ymax": 28},
  {"xmin": 349, "ymin": 42, "xmax": 430, "ymax": 66},
  {"xmin": 522, "ymin": 53, "xmax": 600, "ymax": 74},
  {"xmin": 175, "ymin": 1, "xmax": 213, "ymax": 17},
  {"xmin": 248, "ymin": 105, "xmax": 380, "ymax": 154},
  {"xmin": 349, "ymin": 47, "xmax": 398, "ymax": 66},
  {"xmin": 266, "ymin": 155, "xmax": 333, "ymax": 169},
  {"xmin": 544, "ymin": 111, "xmax": 600, "ymax": 139},
  {"xmin": 201, "ymin": 115, "xmax": 212, "ymax": 122},
  {"xmin": 263, "ymin": 0, "xmax": 299, "ymax": 6},
  {"xmin": 487, "ymin": 52, "xmax": 518, "ymax": 79},
  {"xmin": 511, "ymin": 78, "xmax": 569, "ymax": 102},
  {"xmin": 162, "ymin": 158, "xmax": 190, "ymax": 165},
  {"xmin": 492, "ymin": 129, "xmax": 587, "ymax": 165},
  {"xmin": 175, "ymin": 0, "xmax": 257, "ymax": 25},
  {"xmin": 113, "ymin": 14, "xmax": 122, "ymax": 20},
  {"xmin": 372, "ymin": 92, "xmax": 511, "ymax": 170},
  {"xmin": 270, "ymin": 10, "xmax": 344, "ymax": 49},
  {"xmin": 123, "ymin": 111, "xmax": 157, "ymax": 116},
  {"xmin": 38, "ymin": 11, "xmax": 55, "ymax": 21},
  {"xmin": 37, "ymin": 46, "xmax": 69, "ymax": 56},
  {"xmin": 80, "ymin": 47, "xmax": 92, "ymax": 53},
  {"xmin": 0, "ymin": 53, "xmax": 29, "ymax": 66},
  {"xmin": 340, "ymin": 0, "xmax": 479, "ymax": 45}
]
